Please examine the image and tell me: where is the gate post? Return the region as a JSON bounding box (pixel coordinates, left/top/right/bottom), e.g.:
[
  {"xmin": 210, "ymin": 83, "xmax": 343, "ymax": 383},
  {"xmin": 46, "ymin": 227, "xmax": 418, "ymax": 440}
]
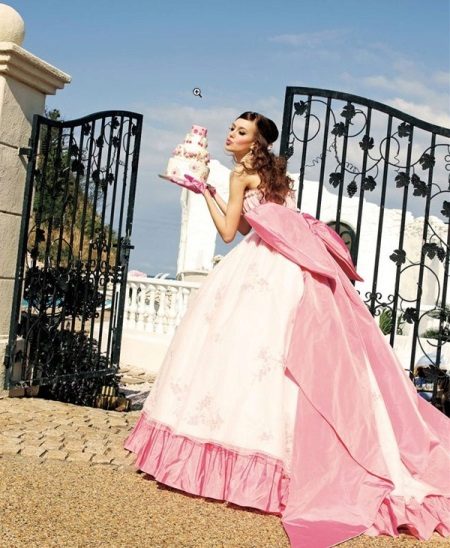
[{"xmin": 0, "ymin": 4, "xmax": 71, "ymax": 391}]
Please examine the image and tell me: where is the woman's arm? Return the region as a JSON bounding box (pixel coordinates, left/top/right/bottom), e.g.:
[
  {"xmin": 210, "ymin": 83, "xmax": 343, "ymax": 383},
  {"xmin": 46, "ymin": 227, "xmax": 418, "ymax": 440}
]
[
  {"xmin": 203, "ymin": 172, "xmax": 249, "ymax": 243},
  {"xmin": 210, "ymin": 190, "xmax": 252, "ymax": 236},
  {"xmin": 210, "ymin": 191, "xmax": 227, "ymax": 214}
]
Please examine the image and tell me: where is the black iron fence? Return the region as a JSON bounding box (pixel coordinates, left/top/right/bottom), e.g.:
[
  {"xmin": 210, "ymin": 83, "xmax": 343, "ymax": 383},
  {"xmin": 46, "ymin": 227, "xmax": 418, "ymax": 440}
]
[
  {"xmin": 280, "ymin": 87, "xmax": 450, "ymax": 413},
  {"xmin": 5, "ymin": 110, "xmax": 142, "ymax": 406}
]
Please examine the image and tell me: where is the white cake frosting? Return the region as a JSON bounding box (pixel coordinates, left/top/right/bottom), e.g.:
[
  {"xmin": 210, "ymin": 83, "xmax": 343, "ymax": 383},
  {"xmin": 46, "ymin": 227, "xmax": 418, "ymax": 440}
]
[{"xmin": 166, "ymin": 125, "xmax": 210, "ymax": 183}]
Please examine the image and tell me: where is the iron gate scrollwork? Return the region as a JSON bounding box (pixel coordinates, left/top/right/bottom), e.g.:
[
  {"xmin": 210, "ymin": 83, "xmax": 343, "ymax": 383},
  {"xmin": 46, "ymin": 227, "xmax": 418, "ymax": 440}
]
[
  {"xmin": 280, "ymin": 87, "xmax": 450, "ymax": 414},
  {"xmin": 5, "ymin": 110, "xmax": 142, "ymax": 406}
]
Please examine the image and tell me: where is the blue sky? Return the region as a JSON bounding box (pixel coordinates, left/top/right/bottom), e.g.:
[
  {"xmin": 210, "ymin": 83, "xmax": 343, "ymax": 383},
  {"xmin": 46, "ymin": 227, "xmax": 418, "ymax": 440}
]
[{"xmin": 7, "ymin": 0, "xmax": 450, "ymax": 275}]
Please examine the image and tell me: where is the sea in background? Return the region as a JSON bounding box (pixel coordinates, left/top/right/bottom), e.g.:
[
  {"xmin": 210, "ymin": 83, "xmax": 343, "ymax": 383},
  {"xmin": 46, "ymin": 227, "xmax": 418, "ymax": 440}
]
[
  {"xmin": 129, "ymin": 208, "xmax": 245, "ymax": 278},
  {"xmin": 136, "ymin": 231, "xmax": 245, "ymax": 279}
]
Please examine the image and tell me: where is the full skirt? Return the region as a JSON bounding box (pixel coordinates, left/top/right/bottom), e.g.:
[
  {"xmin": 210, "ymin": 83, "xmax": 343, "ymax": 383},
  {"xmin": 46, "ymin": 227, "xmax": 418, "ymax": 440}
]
[{"xmin": 126, "ymin": 231, "xmax": 303, "ymax": 512}]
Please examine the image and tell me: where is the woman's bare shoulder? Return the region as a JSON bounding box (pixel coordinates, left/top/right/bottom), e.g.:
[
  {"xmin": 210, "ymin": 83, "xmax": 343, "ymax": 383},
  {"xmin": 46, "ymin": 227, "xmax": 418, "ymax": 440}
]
[{"xmin": 231, "ymin": 168, "xmax": 261, "ymax": 190}]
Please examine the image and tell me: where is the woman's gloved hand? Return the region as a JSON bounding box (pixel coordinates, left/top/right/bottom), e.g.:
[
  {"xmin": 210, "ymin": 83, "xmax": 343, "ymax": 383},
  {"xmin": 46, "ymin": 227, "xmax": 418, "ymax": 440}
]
[{"xmin": 184, "ymin": 174, "xmax": 217, "ymax": 197}]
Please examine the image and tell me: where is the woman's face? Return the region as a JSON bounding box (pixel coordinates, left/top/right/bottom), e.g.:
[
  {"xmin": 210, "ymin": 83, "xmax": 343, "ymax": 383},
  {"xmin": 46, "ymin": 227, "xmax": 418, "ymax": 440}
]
[{"xmin": 225, "ymin": 118, "xmax": 257, "ymax": 159}]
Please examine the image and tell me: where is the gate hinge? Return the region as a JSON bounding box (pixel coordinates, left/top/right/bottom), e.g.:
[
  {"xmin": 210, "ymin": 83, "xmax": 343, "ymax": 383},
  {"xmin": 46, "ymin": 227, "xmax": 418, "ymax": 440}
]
[
  {"xmin": 3, "ymin": 343, "xmax": 10, "ymax": 368},
  {"xmin": 113, "ymin": 237, "xmax": 134, "ymax": 250},
  {"xmin": 113, "ymin": 237, "xmax": 135, "ymax": 261},
  {"xmin": 18, "ymin": 147, "xmax": 32, "ymax": 159}
]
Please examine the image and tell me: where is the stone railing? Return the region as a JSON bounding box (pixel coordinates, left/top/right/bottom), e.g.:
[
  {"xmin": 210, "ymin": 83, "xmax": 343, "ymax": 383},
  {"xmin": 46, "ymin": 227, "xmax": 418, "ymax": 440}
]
[{"xmin": 123, "ymin": 276, "xmax": 201, "ymax": 336}]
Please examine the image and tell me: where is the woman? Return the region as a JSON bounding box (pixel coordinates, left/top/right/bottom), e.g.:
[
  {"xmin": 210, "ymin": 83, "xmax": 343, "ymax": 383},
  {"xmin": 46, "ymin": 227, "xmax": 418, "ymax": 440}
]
[{"xmin": 125, "ymin": 112, "xmax": 450, "ymax": 547}]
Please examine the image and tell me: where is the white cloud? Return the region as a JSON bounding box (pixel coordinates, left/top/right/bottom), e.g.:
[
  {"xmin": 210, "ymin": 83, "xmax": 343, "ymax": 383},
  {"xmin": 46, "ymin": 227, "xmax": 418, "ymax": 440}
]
[
  {"xmin": 138, "ymin": 97, "xmax": 284, "ymax": 175},
  {"xmin": 362, "ymin": 74, "xmax": 448, "ymax": 107},
  {"xmin": 386, "ymin": 98, "xmax": 450, "ymax": 128},
  {"xmin": 141, "ymin": 104, "xmax": 237, "ymax": 165},
  {"xmin": 269, "ymin": 29, "xmax": 347, "ymax": 48},
  {"xmin": 433, "ymin": 70, "xmax": 450, "ymax": 86},
  {"xmin": 338, "ymin": 47, "xmax": 450, "ymax": 129}
]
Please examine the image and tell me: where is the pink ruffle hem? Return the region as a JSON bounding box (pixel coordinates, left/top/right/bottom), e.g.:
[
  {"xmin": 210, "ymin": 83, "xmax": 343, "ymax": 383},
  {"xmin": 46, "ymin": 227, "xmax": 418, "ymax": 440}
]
[
  {"xmin": 124, "ymin": 412, "xmax": 289, "ymax": 514},
  {"xmin": 366, "ymin": 494, "xmax": 450, "ymax": 539}
]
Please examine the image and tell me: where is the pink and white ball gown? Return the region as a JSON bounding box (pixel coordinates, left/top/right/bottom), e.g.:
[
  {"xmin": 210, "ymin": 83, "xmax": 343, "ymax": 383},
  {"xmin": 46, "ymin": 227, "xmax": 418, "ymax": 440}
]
[{"xmin": 125, "ymin": 187, "xmax": 450, "ymax": 547}]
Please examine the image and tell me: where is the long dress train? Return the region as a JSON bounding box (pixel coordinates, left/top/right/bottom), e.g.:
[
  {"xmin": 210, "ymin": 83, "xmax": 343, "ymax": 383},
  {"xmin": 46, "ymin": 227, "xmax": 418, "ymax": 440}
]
[{"xmin": 125, "ymin": 188, "xmax": 450, "ymax": 547}]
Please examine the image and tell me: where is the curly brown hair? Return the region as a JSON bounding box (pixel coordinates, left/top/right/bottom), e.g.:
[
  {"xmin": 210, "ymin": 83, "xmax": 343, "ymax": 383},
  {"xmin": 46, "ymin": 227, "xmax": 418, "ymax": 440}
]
[{"xmin": 235, "ymin": 111, "xmax": 294, "ymax": 205}]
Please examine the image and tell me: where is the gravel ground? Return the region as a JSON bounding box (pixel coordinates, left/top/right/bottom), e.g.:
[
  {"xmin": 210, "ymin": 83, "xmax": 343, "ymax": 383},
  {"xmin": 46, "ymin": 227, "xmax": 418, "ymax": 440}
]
[{"xmin": 1, "ymin": 455, "xmax": 448, "ymax": 548}]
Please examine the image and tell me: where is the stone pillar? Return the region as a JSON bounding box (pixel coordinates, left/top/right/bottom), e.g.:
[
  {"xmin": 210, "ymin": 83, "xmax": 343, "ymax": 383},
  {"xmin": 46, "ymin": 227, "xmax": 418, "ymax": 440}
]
[{"xmin": 0, "ymin": 3, "xmax": 71, "ymax": 391}]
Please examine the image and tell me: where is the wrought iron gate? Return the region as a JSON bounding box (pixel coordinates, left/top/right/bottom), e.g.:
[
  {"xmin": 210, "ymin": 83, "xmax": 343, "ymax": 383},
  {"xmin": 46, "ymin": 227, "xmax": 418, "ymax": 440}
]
[
  {"xmin": 280, "ymin": 87, "xmax": 450, "ymax": 412},
  {"xmin": 5, "ymin": 110, "xmax": 142, "ymax": 405}
]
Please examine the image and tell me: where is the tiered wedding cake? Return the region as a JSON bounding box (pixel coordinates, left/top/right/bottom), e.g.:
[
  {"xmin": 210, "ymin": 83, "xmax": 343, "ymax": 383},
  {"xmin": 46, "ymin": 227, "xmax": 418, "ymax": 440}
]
[{"xmin": 165, "ymin": 125, "xmax": 210, "ymax": 183}]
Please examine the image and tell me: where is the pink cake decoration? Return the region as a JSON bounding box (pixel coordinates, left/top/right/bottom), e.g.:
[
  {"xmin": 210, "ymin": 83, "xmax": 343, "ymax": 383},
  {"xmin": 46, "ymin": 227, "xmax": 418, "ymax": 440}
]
[{"xmin": 191, "ymin": 125, "xmax": 207, "ymax": 137}]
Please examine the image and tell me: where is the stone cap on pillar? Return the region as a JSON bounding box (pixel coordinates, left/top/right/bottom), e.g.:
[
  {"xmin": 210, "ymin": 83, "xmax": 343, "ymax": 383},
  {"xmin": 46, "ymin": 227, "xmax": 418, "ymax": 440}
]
[
  {"xmin": 0, "ymin": 3, "xmax": 71, "ymax": 95},
  {"xmin": 0, "ymin": 3, "xmax": 25, "ymax": 45},
  {"xmin": 0, "ymin": 42, "xmax": 71, "ymax": 95}
]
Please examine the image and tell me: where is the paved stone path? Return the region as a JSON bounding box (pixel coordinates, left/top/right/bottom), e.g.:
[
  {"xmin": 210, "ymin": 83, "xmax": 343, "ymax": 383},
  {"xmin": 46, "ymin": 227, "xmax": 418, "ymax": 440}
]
[
  {"xmin": 0, "ymin": 365, "xmax": 156, "ymax": 467},
  {"xmin": 0, "ymin": 395, "xmax": 139, "ymax": 468}
]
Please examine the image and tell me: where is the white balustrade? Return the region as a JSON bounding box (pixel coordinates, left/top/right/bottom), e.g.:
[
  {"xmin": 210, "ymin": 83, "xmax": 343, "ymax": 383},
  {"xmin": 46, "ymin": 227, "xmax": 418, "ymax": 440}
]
[
  {"xmin": 166, "ymin": 286, "xmax": 180, "ymax": 335},
  {"xmin": 122, "ymin": 275, "xmax": 201, "ymax": 335},
  {"xmin": 155, "ymin": 284, "xmax": 167, "ymax": 335},
  {"xmin": 125, "ymin": 282, "xmax": 139, "ymax": 328},
  {"xmin": 136, "ymin": 282, "xmax": 147, "ymax": 331},
  {"xmin": 146, "ymin": 284, "xmax": 157, "ymax": 333}
]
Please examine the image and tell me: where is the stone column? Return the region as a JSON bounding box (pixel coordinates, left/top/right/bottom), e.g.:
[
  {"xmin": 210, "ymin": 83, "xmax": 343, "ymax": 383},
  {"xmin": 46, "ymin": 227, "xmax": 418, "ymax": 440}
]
[{"xmin": 0, "ymin": 3, "xmax": 71, "ymax": 391}]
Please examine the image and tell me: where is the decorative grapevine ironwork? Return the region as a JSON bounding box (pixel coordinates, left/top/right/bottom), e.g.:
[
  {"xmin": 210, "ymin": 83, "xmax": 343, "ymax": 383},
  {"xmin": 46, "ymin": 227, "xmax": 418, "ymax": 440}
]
[
  {"xmin": 6, "ymin": 110, "xmax": 143, "ymax": 406},
  {"xmin": 288, "ymin": 97, "xmax": 448, "ymax": 201},
  {"xmin": 280, "ymin": 87, "xmax": 450, "ymax": 414}
]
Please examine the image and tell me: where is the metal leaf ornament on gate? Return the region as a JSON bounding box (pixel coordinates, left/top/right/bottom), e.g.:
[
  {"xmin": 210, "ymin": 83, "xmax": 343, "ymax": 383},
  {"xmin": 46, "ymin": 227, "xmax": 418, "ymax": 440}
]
[
  {"xmin": 411, "ymin": 174, "xmax": 428, "ymax": 197},
  {"xmin": 5, "ymin": 110, "xmax": 142, "ymax": 406},
  {"xmin": 362, "ymin": 176, "xmax": 377, "ymax": 191},
  {"xmin": 279, "ymin": 87, "xmax": 450, "ymax": 414}
]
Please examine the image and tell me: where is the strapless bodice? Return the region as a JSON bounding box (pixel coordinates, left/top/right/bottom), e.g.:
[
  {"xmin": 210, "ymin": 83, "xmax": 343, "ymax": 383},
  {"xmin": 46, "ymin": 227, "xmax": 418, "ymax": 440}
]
[{"xmin": 242, "ymin": 188, "xmax": 297, "ymax": 214}]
